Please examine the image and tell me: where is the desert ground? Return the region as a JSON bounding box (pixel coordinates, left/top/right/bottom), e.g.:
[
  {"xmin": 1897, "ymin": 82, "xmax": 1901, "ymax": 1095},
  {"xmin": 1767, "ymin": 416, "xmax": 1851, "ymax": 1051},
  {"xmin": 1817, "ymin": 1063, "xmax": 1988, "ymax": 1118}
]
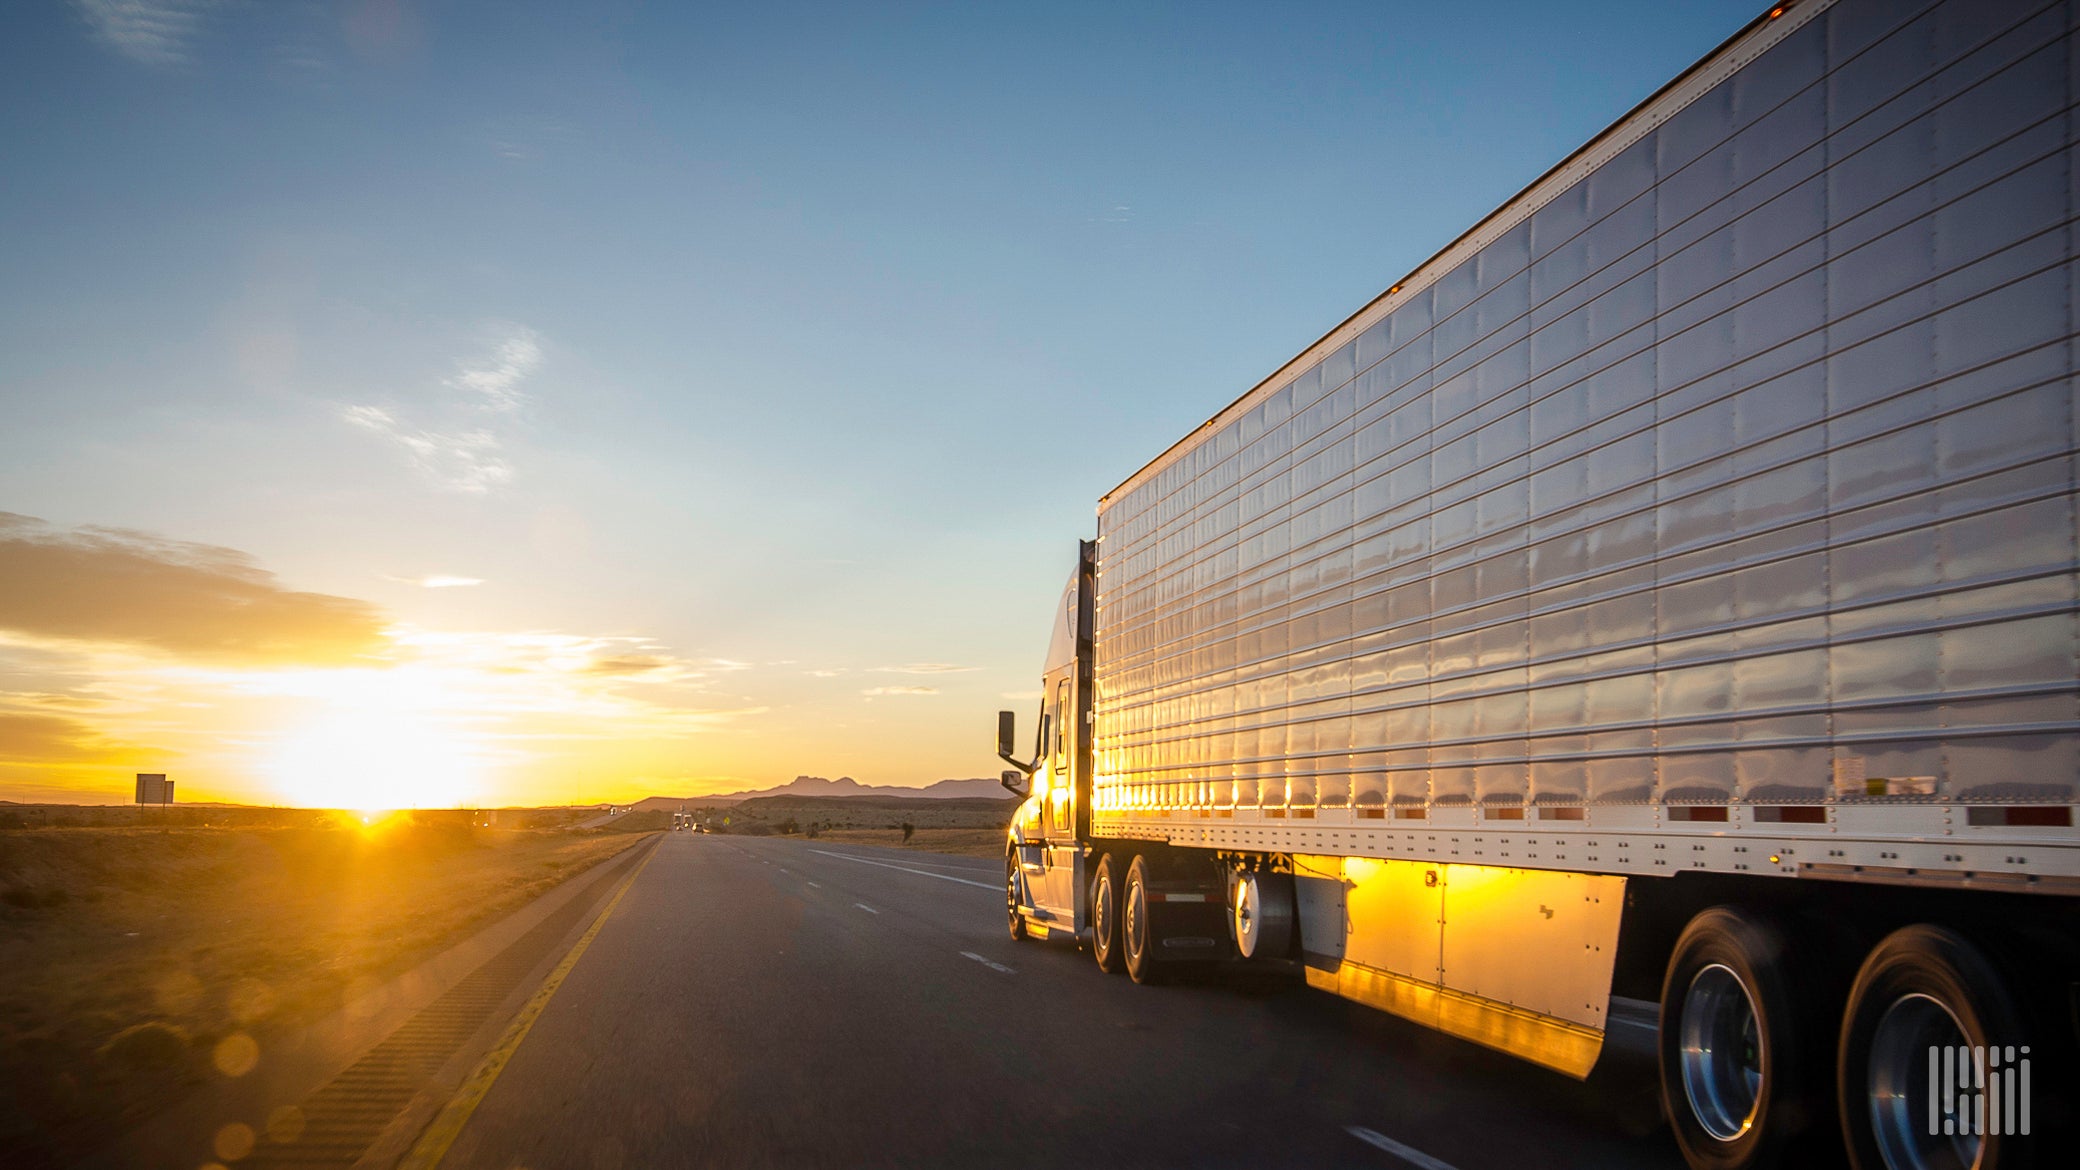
[
  {"xmin": 0, "ymin": 813, "xmax": 648, "ymax": 1169},
  {"xmin": 690, "ymin": 794, "xmax": 1018, "ymax": 858}
]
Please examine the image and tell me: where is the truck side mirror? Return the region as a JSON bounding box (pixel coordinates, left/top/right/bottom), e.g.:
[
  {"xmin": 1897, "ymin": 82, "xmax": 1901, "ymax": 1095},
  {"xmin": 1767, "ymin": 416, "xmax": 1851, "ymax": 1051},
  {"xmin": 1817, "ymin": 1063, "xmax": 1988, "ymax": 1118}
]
[
  {"xmin": 997, "ymin": 709, "xmax": 1036, "ymax": 779},
  {"xmin": 1001, "ymin": 769, "xmax": 1029, "ymax": 797},
  {"xmin": 997, "ymin": 710, "xmax": 1017, "ymax": 759}
]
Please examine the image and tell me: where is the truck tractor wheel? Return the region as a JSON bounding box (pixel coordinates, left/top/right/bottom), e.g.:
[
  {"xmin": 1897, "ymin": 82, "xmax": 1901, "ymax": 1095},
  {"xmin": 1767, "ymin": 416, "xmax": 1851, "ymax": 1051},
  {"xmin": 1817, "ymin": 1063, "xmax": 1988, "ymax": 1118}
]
[
  {"xmin": 1123, "ymin": 854, "xmax": 1169, "ymax": 986},
  {"xmin": 1659, "ymin": 907, "xmax": 1820, "ymax": 1170},
  {"xmin": 1090, "ymin": 852, "xmax": 1124, "ymax": 974},
  {"xmin": 1005, "ymin": 850, "xmax": 1028, "ymax": 942},
  {"xmin": 1837, "ymin": 925, "xmax": 2027, "ymax": 1170}
]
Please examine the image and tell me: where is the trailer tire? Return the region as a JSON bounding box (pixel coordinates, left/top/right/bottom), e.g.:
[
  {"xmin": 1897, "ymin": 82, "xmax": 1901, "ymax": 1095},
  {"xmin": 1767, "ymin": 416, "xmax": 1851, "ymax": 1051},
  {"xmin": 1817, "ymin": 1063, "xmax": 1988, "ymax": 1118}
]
[
  {"xmin": 1005, "ymin": 850, "xmax": 1028, "ymax": 942},
  {"xmin": 1123, "ymin": 854, "xmax": 1168, "ymax": 986},
  {"xmin": 1837, "ymin": 925, "xmax": 2029, "ymax": 1170},
  {"xmin": 1090, "ymin": 852, "xmax": 1124, "ymax": 974},
  {"xmin": 1659, "ymin": 907, "xmax": 1820, "ymax": 1170},
  {"xmin": 1232, "ymin": 869, "xmax": 1295, "ymax": 960}
]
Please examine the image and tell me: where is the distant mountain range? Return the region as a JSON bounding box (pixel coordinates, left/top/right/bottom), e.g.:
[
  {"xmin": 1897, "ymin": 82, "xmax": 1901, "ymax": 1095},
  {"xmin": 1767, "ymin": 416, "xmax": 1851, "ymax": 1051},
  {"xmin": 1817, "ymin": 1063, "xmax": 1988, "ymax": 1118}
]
[{"xmin": 629, "ymin": 775, "xmax": 1009, "ymax": 807}]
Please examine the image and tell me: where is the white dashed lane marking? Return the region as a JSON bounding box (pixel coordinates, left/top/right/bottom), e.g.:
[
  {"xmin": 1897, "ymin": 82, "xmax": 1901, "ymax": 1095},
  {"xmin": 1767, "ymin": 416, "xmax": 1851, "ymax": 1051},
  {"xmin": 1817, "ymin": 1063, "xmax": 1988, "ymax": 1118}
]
[
  {"xmin": 855, "ymin": 903, "xmax": 879, "ymax": 914},
  {"xmin": 1345, "ymin": 1126, "xmax": 1460, "ymax": 1170},
  {"xmin": 960, "ymin": 951, "xmax": 1015, "ymax": 975}
]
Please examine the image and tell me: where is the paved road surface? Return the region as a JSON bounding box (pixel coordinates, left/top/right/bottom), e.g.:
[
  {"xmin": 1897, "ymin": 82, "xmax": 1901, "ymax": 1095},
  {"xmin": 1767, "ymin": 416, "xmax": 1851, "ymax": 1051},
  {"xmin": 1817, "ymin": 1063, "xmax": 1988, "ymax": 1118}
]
[{"xmin": 438, "ymin": 832, "xmax": 1685, "ymax": 1169}]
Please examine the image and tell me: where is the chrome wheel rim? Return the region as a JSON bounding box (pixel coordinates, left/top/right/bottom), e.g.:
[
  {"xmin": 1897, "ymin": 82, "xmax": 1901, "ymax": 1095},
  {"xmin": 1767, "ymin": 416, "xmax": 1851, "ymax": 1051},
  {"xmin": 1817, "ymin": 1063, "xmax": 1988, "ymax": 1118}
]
[
  {"xmin": 1125, "ymin": 877, "xmax": 1146, "ymax": 963},
  {"xmin": 1093, "ymin": 873, "xmax": 1112, "ymax": 956},
  {"xmin": 1234, "ymin": 874, "xmax": 1260, "ymax": 956},
  {"xmin": 1005, "ymin": 856, "xmax": 1020, "ymax": 922},
  {"xmin": 1680, "ymin": 962, "xmax": 1764, "ymax": 1141},
  {"xmin": 1869, "ymin": 993, "xmax": 1980, "ymax": 1170}
]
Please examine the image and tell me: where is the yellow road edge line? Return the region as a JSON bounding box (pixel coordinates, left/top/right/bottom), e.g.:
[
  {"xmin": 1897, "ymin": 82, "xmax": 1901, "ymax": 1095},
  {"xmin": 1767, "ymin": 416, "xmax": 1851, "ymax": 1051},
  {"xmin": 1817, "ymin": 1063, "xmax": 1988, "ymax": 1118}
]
[{"xmin": 396, "ymin": 836, "xmax": 662, "ymax": 1170}]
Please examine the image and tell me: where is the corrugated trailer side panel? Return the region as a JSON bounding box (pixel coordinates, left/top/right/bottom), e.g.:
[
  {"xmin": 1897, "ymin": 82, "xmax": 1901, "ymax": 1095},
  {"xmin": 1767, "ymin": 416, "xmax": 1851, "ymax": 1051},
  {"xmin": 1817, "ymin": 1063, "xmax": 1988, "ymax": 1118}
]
[{"xmin": 1091, "ymin": 0, "xmax": 2080, "ymax": 861}]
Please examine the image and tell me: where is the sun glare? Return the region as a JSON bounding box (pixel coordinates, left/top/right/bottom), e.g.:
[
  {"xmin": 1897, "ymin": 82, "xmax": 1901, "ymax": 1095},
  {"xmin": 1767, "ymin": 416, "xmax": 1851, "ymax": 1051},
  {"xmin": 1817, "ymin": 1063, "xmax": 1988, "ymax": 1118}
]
[{"xmin": 268, "ymin": 710, "xmax": 479, "ymax": 811}]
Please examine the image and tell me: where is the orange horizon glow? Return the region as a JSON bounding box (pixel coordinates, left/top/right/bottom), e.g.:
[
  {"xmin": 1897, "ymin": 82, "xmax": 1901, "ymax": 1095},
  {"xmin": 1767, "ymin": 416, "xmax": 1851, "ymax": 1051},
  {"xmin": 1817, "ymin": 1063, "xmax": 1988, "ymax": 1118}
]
[{"xmin": 0, "ymin": 620, "xmax": 992, "ymax": 809}]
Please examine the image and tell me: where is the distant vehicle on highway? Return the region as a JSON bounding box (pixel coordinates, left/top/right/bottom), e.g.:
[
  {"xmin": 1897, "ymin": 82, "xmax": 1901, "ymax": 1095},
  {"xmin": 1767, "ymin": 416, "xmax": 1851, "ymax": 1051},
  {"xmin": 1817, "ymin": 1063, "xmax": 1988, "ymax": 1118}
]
[{"xmin": 997, "ymin": 2, "xmax": 2079, "ymax": 1168}]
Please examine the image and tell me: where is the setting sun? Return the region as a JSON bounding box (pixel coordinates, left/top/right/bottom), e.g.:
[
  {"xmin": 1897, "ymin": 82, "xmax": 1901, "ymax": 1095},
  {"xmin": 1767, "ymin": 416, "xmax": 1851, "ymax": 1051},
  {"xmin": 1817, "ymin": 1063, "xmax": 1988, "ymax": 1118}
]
[{"xmin": 266, "ymin": 708, "xmax": 479, "ymax": 812}]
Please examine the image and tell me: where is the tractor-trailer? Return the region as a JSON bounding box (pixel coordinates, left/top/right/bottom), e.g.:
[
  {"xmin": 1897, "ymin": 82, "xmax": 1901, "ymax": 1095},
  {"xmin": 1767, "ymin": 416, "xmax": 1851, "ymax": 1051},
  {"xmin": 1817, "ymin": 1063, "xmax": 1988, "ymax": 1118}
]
[{"xmin": 996, "ymin": 1, "xmax": 2080, "ymax": 1167}]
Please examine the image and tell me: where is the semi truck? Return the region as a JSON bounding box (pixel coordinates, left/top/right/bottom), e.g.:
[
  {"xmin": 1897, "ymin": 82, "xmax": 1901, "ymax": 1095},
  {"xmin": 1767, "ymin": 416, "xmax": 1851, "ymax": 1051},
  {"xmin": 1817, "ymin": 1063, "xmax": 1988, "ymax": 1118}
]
[{"xmin": 995, "ymin": 1, "xmax": 2080, "ymax": 1167}]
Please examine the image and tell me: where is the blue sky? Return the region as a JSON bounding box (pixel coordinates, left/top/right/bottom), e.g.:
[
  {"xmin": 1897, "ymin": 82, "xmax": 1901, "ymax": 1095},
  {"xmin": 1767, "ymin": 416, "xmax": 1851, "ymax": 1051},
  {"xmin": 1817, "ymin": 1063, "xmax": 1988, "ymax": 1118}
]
[{"xmin": 0, "ymin": 0, "xmax": 1759, "ymax": 803}]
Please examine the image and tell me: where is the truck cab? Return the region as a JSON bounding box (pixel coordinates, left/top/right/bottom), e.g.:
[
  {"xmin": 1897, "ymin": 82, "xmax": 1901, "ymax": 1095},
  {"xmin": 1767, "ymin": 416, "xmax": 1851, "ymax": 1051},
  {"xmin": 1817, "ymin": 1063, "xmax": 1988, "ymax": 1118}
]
[{"xmin": 1001, "ymin": 541, "xmax": 1094, "ymax": 939}]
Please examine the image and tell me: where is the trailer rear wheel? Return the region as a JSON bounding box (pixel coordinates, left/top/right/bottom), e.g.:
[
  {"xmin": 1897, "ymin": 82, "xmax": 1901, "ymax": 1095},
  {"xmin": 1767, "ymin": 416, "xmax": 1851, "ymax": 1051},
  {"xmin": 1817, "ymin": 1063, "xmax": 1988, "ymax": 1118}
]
[
  {"xmin": 1123, "ymin": 854, "xmax": 1167, "ymax": 985},
  {"xmin": 1660, "ymin": 907, "xmax": 1819, "ymax": 1170},
  {"xmin": 1005, "ymin": 850, "xmax": 1028, "ymax": 941},
  {"xmin": 1837, "ymin": 925, "xmax": 2027, "ymax": 1170},
  {"xmin": 1232, "ymin": 869, "xmax": 1295, "ymax": 960},
  {"xmin": 1090, "ymin": 852, "xmax": 1124, "ymax": 974}
]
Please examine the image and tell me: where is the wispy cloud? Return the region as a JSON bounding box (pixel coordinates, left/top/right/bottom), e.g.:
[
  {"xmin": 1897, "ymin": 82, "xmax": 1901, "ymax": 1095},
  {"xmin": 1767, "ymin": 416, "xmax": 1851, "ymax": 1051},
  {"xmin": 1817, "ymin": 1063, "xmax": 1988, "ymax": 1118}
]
[
  {"xmin": 381, "ymin": 629, "xmax": 708, "ymax": 684},
  {"xmin": 343, "ymin": 324, "xmax": 543, "ymax": 494},
  {"xmin": 74, "ymin": 0, "xmax": 219, "ymax": 66},
  {"xmin": 445, "ymin": 327, "xmax": 540, "ymax": 411},
  {"xmin": 872, "ymin": 663, "xmax": 975, "ymax": 674},
  {"xmin": 343, "ymin": 406, "xmax": 513, "ymax": 495},
  {"xmin": 484, "ymin": 118, "xmax": 581, "ymax": 163},
  {"xmin": 584, "ymin": 654, "xmax": 676, "ymax": 676},
  {"xmin": 384, "ymin": 574, "xmax": 485, "ymax": 589},
  {"xmin": 862, "ymin": 685, "xmax": 938, "ymax": 697}
]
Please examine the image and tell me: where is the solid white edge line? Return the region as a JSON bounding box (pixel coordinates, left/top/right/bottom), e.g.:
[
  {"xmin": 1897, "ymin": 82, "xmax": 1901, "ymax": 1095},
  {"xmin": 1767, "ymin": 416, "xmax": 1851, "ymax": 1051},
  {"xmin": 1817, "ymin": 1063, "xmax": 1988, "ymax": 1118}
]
[
  {"xmin": 855, "ymin": 903, "xmax": 879, "ymax": 914},
  {"xmin": 808, "ymin": 849, "xmax": 999, "ymax": 890},
  {"xmin": 838, "ymin": 853, "xmax": 998, "ymax": 875},
  {"xmin": 959, "ymin": 951, "xmax": 1016, "ymax": 975},
  {"xmin": 806, "ymin": 881, "xmax": 821, "ymax": 888},
  {"xmin": 1345, "ymin": 1126, "xmax": 1461, "ymax": 1170}
]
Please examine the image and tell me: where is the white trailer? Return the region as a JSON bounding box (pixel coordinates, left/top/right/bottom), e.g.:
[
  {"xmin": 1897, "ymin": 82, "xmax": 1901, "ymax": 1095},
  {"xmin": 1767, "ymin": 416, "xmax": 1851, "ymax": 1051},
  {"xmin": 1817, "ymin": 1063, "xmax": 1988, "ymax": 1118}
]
[{"xmin": 997, "ymin": 2, "xmax": 2080, "ymax": 1167}]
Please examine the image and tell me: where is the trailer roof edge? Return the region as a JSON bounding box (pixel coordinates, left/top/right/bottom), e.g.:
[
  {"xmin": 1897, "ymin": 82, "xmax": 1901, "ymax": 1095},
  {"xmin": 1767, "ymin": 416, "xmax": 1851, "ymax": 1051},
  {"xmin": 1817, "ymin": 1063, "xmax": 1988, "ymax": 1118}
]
[{"xmin": 1098, "ymin": 0, "xmax": 1833, "ymax": 512}]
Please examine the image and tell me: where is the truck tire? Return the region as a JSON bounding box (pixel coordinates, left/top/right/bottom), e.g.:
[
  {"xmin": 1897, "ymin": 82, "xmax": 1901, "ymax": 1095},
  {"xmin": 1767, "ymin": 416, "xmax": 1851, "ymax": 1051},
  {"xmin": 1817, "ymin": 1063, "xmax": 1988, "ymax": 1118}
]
[
  {"xmin": 1123, "ymin": 854, "xmax": 1168, "ymax": 986},
  {"xmin": 1659, "ymin": 907, "xmax": 1821, "ymax": 1170},
  {"xmin": 1232, "ymin": 869, "xmax": 1295, "ymax": 960},
  {"xmin": 1005, "ymin": 850, "xmax": 1028, "ymax": 941},
  {"xmin": 1090, "ymin": 852, "xmax": 1124, "ymax": 974},
  {"xmin": 1837, "ymin": 925, "xmax": 2028, "ymax": 1170}
]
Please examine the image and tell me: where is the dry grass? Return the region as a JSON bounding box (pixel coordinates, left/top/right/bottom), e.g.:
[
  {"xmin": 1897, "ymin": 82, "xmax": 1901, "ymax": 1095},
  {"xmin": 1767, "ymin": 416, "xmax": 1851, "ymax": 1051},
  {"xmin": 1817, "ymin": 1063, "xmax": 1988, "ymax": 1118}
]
[
  {"xmin": 0, "ymin": 818, "xmax": 646, "ymax": 1168},
  {"xmin": 804, "ymin": 827, "xmax": 1009, "ymax": 859},
  {"xmin": 706, "ymin": 795, "xmax": 1014, "ymax": 859}
]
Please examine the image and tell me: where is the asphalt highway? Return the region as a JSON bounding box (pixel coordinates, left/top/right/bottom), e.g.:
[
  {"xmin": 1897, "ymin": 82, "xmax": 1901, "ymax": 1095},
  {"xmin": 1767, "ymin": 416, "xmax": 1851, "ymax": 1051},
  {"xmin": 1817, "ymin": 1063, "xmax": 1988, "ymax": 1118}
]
[{"xmin": 436, "ymin": 832, "xmax": 1687, "ymax": 1170}]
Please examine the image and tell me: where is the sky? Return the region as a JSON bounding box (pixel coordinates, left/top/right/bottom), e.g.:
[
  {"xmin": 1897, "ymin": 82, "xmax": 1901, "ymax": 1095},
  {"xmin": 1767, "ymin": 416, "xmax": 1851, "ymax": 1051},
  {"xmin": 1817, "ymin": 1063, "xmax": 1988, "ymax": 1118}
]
[{"xmin": 0, "ymin": 0, "xmax": 1759, "ymax": 807}]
